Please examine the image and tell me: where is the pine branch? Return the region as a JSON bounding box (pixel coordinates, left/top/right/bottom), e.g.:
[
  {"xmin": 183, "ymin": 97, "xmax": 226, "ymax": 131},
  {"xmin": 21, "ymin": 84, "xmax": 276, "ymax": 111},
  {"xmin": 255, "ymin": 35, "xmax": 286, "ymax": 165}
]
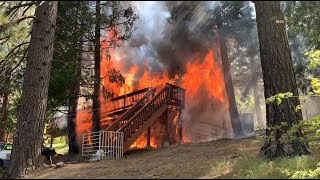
[
  {"xmin": 0, "ymin": 36, "xmax": 11, "ymax": 46},
  {"xmin": 0, "ymin": 41, "xmax": 29, "ymax": 63},
  {"xmin": 6, "ymin": 2, "xmax": 36, "ymax": 16},
  {"xmin": 21, "ymin": 4, "xmax": 33, "ymax": 16},
  {"xmin": 0, "ymin": 43, "xmax": 28, "ymax": 82},
  {"xmin": 0, "ymin": 15, "xmax": 37, "ymax": 28}
]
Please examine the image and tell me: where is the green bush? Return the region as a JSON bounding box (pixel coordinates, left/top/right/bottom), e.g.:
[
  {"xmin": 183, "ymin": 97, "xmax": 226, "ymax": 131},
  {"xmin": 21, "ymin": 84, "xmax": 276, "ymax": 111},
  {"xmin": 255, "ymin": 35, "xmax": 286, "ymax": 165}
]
[{"xmin": 232, "ymin": 152, "xmax": 319, "ymax": 179}]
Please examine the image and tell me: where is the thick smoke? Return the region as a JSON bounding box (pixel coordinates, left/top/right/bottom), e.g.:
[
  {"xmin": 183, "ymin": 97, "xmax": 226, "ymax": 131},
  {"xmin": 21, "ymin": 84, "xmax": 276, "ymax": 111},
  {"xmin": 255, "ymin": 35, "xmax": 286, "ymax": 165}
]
[
  {"xmin": 115, "ymin": 1, "xmax": 218, "ymax": 78},
  {"xmin": 112, "ymin": 1, "xmax": 265, "ymax": 142}
]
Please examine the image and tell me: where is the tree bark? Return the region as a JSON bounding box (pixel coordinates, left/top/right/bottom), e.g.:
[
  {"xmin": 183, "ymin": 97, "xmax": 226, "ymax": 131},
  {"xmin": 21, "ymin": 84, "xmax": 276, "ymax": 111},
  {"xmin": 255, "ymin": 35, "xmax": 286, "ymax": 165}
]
[
  {"xmin": 67, "ymin": 89, "xmax": 79, "ymax": 154},
  {"xmin": 67, "ymin": 42, "xmax": 82, "ymax": 154},
  {"xmin": 254, "ymin": 1, "xmax": 310, "ymax": 158},
  {"xmin": 250, "ymin": 58, "xmax": 264, "ymax": 129},
  {"xmin": 252, "ymin": 79, "xmax": 263, "ymax": 128},
  {"xmin": 67, "ymin": 20, "xmax": 85, "ymax": 155},
  {"xmin": 92, "ymin": 1, "xmax": 101, "ymax": 133},
  {"xmin": 0, "ymin": 66, "xmax": 11, "ymax": 142},
  {"xmin": 2, "ymin": 1, "xmax": 58, "ymax": 178},
  {"xmin": 217, "ymin": 25, "xmax": 243, "ymax": 137}
]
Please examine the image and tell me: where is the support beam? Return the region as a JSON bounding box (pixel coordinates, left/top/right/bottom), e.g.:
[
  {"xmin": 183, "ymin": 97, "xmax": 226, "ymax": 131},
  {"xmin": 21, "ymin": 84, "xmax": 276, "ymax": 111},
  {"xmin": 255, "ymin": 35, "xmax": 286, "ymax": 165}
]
[
  {"xmin": 147, "ymin": 127, "xmax": 151, "ymax": 147},
  {"xmin": 165, "ymin": 108, "xmax": 172, "ymax": 146},
  {"xmin": 178, "ymin": 113, "xmax": 183, "ymax": 145}
]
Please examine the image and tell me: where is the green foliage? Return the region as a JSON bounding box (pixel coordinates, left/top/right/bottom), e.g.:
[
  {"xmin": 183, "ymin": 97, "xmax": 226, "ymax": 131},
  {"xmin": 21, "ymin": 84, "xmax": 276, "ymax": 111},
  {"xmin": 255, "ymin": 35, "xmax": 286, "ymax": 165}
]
[
  {"xmin": 43, "ymin": 135, "xmax": 68, "ymax": 155},
  {"xmin": 285, "ymin": 2, "xmax": 320, "ymax": 93},
  {"xmin": 232, "ymin": 152, "xmax": 318, "ymax": 179},
  {"xmin": 295, "ymin": 105, "xmax": 303, "ymax": 112},
  {"xmin": 258, "ymin": 115, "xmax": 320, "ymax": 148},
  {"xmin": 285, "ymin": 163, "xmax": 320, "ymax": 179},
  {"xmin": 305, "ymin": 50, "xmax": 320, "ymax": 69},
  {"xmin": 0, "ymin": 2, "xmax": 33, "ymax": 85},
  {"xmin": 266, "ymin": 92, "xmax": 293, "ymax": 105},
  {"xmin": 304, "ymin": 49, "xmax": 320, "ymax": 95},
  {"xmin": 48, "ymin": 1, "xmax": 138, "ymax": 116},
  {"xmin": 0, "ymin": 1, "xmax": 34, "ymax": 136},
  {"xmin": 6, "ymin": 89, "xmax": 21, "ymax": 134},
  {"xmin": 47, "ymin": 1, "xmax": 89, "ymax": 114},
  {"xmin": 311, "ymin": 78, "xmax": 320, "ymax": 95},
  {"xmin": 285, "ymin": 2, "xmax": 320, "ymax": 49},
  {"xmin": 52, "ymin": 136, "xmax": 68, "ymax": 155},
  {"xmin": 235, "ymin": 95, "xmax": 254, "ymax": 112}
]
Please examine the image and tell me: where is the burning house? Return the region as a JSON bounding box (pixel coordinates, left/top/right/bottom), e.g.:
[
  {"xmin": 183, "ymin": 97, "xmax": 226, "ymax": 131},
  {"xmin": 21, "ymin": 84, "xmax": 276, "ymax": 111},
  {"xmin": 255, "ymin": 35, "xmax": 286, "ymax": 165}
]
[{"xmin": 76, "ymin": 1, "xmax": 237, "ymax": 154}]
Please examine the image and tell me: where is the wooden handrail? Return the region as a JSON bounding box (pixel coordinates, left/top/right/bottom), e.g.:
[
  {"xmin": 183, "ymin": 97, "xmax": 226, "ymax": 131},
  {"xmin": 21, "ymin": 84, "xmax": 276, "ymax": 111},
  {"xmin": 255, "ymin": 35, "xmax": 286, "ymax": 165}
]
[
  {"xmin": 117, "ymin": 84, "xmax": 170, "ymax": 141},
  {"xmin": 170, "ymin": 83, "xmax": 185, "ymax": 108},
  {"xmin": 77, "ymin": 88, "xmax": 150, "ymax": 118},
  {"xmin": 117, "ymin": 84, "xmax": 169, "ymax": 133},
  {"xmin": 105, "ymin": 88, "xmax": 156, "ymax": 131},
  {"xmin": 110, "ymin": 88, "xmax": 150, "ymax": 101},
  {"xmin": 102, "ymin": 88, "xmax": 150, "ymax": 114}
]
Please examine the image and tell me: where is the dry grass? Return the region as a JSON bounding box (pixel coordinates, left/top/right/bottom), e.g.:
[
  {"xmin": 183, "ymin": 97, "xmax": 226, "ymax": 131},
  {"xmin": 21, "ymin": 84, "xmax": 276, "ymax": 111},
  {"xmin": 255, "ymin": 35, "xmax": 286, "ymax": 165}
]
[
  {"xmin": 26, "ymin": 137, "xmax": 262, "ymax": 179},
  {"xmin": 23, "ymin": 134, "xmax": 320, "ymax": 179}
]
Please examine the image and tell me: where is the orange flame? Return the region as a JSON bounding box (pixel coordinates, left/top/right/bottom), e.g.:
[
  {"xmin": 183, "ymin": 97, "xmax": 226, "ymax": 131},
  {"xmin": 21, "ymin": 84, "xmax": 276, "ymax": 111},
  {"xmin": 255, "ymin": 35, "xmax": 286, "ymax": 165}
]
[
  {"xmin": 182, "ymin": 50, "xmax": 226, "ymax": 103},
  {"xmin": 120, "ymin": 65, "xmax": 139, "ymax": 95}
]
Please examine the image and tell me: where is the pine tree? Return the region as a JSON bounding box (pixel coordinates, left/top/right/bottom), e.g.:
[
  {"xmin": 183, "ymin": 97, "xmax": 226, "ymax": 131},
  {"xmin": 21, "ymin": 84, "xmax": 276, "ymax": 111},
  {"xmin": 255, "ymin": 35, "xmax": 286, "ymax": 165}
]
[{"xmin": 2, "ymin": 1, "xmax": 58, "ymax": 178}]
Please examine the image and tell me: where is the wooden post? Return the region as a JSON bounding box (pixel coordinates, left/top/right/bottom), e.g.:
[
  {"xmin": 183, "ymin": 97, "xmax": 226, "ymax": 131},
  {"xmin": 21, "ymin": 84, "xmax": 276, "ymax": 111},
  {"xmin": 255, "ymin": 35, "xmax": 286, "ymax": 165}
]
[
  {"xmin": 167, "ymin": 83, "xmax": 172, "ymax": 104},
  {"xmin": 165, "ymin": 108, "xmax": 170, "ymax": 146},
  {"xmin": 176, "ymin": 107, "xmax": 182, "ymax": 145},
  {"xmin": 147, "ymin": 127, "xmax": 151, "ymax": 147},
  {"xmin": 123, "ymin": 96, "xmax": 126, "ymax": 111},
  {"xmin": 178, "ymin": 117, "xmax": 183, "ymax": 145}
]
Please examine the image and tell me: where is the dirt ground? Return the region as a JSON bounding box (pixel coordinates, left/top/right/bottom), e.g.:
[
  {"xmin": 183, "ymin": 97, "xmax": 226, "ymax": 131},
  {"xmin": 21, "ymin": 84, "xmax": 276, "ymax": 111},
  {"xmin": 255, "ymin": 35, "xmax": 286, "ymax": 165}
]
[{"xmin": 25, "ymin": 135, "xmax": 263, "ymax": 179}]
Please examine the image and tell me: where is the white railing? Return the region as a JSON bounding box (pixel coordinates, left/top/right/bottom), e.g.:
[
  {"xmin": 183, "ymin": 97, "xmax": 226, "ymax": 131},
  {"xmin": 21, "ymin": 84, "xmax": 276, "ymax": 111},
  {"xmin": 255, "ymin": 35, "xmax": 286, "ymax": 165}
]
[{"xmin": 82, "ymin": 131, "xmax": 124, "ymax": 160}]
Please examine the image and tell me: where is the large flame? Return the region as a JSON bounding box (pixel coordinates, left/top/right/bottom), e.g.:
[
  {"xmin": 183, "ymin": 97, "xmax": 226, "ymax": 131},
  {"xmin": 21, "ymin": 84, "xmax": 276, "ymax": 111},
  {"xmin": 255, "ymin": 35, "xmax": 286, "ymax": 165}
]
[{"xmin": 182, "ymin": 50, "xmax": 227, "ymax": 104}]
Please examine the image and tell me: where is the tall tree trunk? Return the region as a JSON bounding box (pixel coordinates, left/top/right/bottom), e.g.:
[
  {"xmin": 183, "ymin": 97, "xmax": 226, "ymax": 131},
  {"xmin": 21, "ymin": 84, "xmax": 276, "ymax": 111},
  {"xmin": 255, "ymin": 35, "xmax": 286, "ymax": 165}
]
[
  {"xmin": 67, "ymin": 18, "xmax": 85, "ymax": 155},
  {"xmin": 92, "ymin": 1, "xmax": 101, "ymax": 133},
  {"xmin": 250, "ymin": 58, "xmax": 264, "ymax": 128},
  {"xmin": 67, "ymin": 88, "xmax": 79, "ymax": 154},
  {"xmin": 2, "ymin": 2, "xmax": 58, "ymax": 178},
  {"xmin": 0, "ymin": 66, "xmax": 11, "ymax": 142},
  {"xmin": 217, "ymin": 25, "xmax": 243, "ymax": 137},
  {"xmin": 252, "ymin": 79, "xmax": 263, "ymax": 128},
  {"xmin": 67, "ymin": 40, "xmax": 83, "ymax": 154},
  {"xmin": 254, "ymin": 1, "xmax": 310, "ymax": 158}
]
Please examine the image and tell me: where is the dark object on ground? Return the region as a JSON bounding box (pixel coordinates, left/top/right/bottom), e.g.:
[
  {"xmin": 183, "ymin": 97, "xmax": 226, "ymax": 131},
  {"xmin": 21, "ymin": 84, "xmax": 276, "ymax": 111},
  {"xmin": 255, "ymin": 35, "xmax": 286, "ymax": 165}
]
[
  {"xmin": 41, "ymin": 147, "xmax": 57, "ymax": 165},
  {"xmin": 41, "ymin": 147, "xmax": 57, "ymax": 160}
]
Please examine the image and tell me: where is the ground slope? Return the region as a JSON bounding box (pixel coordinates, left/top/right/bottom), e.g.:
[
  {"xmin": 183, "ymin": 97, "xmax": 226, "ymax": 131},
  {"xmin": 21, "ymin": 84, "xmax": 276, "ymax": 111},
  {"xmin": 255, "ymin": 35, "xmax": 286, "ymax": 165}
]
[{"xmin": 26, "ymin": 137, "xmax": 262, "ymax": 179}]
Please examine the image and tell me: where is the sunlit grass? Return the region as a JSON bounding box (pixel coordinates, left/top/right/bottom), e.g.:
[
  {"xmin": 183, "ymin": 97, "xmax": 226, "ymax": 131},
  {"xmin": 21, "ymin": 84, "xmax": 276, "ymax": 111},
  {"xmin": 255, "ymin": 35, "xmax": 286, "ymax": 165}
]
[
  {"xmin": 46, "ymin": 136, "xmax": 69, "ymax": 155},
  {"xmin": 233, "ymin": 155, "xmax": 314, "ymax": 178},
  {"xmin": 228, "ymin": 148, "xmax": 320, "ymax": 179},
  {"xmin": 203, "ymin": 160, "xmax": 234, "ymax": 178}
]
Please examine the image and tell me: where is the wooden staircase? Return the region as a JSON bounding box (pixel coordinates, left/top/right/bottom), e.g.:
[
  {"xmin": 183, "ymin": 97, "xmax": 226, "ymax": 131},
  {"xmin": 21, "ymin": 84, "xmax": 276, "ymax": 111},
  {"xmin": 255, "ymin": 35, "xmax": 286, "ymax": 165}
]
[
  {"xmin": 105, "ymin": 83, "xmax": 185, "ymax": 153},
  {"xmin": 99, "ymin": 87, "xmax": 152, "ymax": 127}
]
